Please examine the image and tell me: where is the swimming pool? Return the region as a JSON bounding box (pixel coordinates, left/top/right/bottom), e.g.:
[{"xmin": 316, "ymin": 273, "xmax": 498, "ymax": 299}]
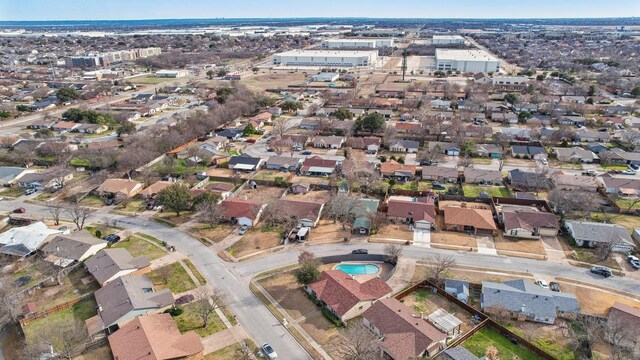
[{"xmin": 336, "ymin": 263, "xmax": 379, "ymax": 275}]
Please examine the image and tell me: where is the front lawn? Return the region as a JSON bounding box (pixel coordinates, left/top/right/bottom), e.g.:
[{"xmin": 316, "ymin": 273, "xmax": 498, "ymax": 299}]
[
  {"xmin": 462, "ymin": 185, "xmax": 510, "ymax": 198},
  {"xmin": 112, "ymin": 236, "xmax": 166, "ymax": 260},
  {"xmin": 462, "ymin": 326, "xmax": 539, "ymax": 360},
  {"xmin": 74, "ymin": 194, "xmax": 104, "ymax": 207},
  {"xmin": 570, "ymin": 249, "xmax": 621, "ymax": 270},
  {"xmin": 189, "ymin": 223, "xmax": 235, "ymax": 243},
  {"xmin": 173, "ymin": 302, "xmax": 226, "ymax": 337},
  {"xmin": 183, "ymin": 259, "xmax": 207, "ymax": 285},
  {"xmin": 149, "ymin": 262, "xmax": 196, "ymax": 294},
  {"xmin": 227, "ymin": 227, "xmax": 282, "ymax": 259},
  {"xmin": 0, "ymin": 186, "xmax": 27, "ymax": 198},
  {"xmin": 600, "ymin": 164, "xmax": 628, "ymax": 171}
]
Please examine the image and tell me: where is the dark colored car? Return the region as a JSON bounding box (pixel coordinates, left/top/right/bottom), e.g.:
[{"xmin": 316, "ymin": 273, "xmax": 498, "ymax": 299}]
[
  {"xmin": 246, "ymin": 139, "xmax": 256, "ymax": 143},
  {"xmin": 301, "ymin": 151, "xmax": 312, "ymax": 155},
  {"xmin": 591, "ymin": 266, "xmax": 612, "ymax": 278},
  {"xmin": 15, "ymin": 276, "xmax": 31, "ymax": 287},
  {"xmin": 432, "ymin": 182, "xmax": 446, "ymax": 190},
  {"xmin": 351, "ymin": 249, "xmax": 368, "ymax": 255},
  {"xmin": 549, "ymin": 281, "xmax": 561, "ymax": 292},
  {"xmin": 13, "ymin": 207, "xmax": 26, "ymax": 213},
  {"xmin": 103, "ymin": 234, "xmax": 121, "ymax": 244},
  {"xmin": 105, "ymin": 198, "xmax": 116, "ymax": 206},
  {"xmin": 174, "ymin": 294, "xmax": 195, "ymax": 305}
]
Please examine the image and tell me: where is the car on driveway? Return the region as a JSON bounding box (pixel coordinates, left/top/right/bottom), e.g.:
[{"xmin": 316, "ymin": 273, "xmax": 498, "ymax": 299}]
[
  {"xmin": 174, "ymin": 294, "xmax": 195, "ymax": 305},
  {"xmin": 582, "ymin": 170, "xmax": 597, "ymax": 176},
  {"xmin": 15, "ymin": 276, "xmax": 31, "ymax": 287},
  {"xmin": 351, "ymin": 249, "xmax": 368, "ymax": 254},
  {"xmin": 591, "ymin": 266, "xmax": 613, "ymax": 278},
  {"xmin": 103, "ymin": 234, "xmax": 121, "ymax": 244},
  {"xmin": 534, "ymin": 279, "xmax": 549, "ymax": 289},
  {"xmin": 621, "ymin": 169, "xmax": 636, "ymax": 175},
  {"xmin": 301, "ymin": 151, "xmax": 312, "ymax": 155},
  {"xmin": 549, "ymin": 281, "xmax": 561, "ymax": 292},
  {"xmin": 24, "ymin": 188, "xmax": 37, "ymax": 195},
  {"xmin": 629, "ymin": 164, "xmax": 640, "ymax": 171},
  {"xmin": 261, "ymin": 343, "xmax": 277, "ymax": 359},
  {"xmin": 239, "ymin": 225, "xmax": 249, "ymax": 235}
]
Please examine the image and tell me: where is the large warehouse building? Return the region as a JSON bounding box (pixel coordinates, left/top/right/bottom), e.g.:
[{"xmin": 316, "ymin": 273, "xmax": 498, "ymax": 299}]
[
  {"xmin": 321, "ymin": 39, "xmax": 394, "ymax": 49},
  {"xmin": 272, "ymin": 50, "xmax": 378, "ymax": 67},
  {"xmin": 435, "ymin": 49, "xmax": 500, "ymax": 72},
  {"xmin": 432, "ymin": 35, "xmax": 466, "ymax": 45}
]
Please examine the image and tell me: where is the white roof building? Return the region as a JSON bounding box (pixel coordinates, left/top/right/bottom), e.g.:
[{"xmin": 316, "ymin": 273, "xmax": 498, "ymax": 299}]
[
  {"xmin": 272, "ymin": 50, "xmax": 378, "ymax": 67},
  {"xmin": 435, "ymin": 49, "xmax": 500, "ymax": 73},
  {"xmin": 432, "ymin": 35, "xmax": 466, "ymax": 45},
  {"xmin": 0, "ymin": 221, "xmax": 65, "ymax": 257}
]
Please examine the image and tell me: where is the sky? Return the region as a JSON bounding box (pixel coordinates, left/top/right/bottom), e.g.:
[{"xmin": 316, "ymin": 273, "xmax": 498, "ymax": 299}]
[{"xmin": 1, "ymin": 0, "xmax": 639, "ymax": 21}]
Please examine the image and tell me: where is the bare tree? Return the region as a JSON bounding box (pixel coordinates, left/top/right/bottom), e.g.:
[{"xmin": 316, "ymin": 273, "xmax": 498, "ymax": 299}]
[
  {"xmin": 195, "ymin": 197, "xmax": 222, "ymax": 228},
  {"xmin": 155, "ymin": 265, "xmax": 174, "ymax": 284},
  {"xmin": 418, "ymin": 145, "xmax": 444, "ymax": 164},
  {"xmin": 233, "ymin": 342, "xmax": 253, "ymax": 360},
  {"xmin": 333, "ymin": 321, "xmax": 382, "ymax": 360},
  {"xmin": 571, "ymin": 315, "xmax": 604, "ymax": 356},
  {"xmin": 0, "ymin": 275, "xmax": 21, "ymax": 325},
  {"xmin": 427, "ymin": 255, "xmax": 456, "ymax": 286},
  {"xmin": 383, "ymin": 244, "xmax": 402, "ymax": 265},
  {"xmin": 382, "ymin": 125, "xmax": 397, "ymax": 147},
  {"xmin": 548, "ymin": 189, "xmax": 596, "ymax": 219},
  {"xmin": 0, "ymin": 135, "xmax": 19, "ymax": 149},
  {"xmin": 66, "ymin": 199, "xmax": 92, "ymax": 230},
  {"xmin": 30, "ymin": 319, "xmax": 89, "ymax": 360},
  {"xmin": 607, "ymin": 317, "xmax": 636, "ymax": 360},
  {"xmin": 326, "ymin": 194, "xmax": 360, "ymax": 230},
  {"xmin": 191, "ymin": 286, "xmax": 223, "ymax": 328},
  {"xmin": 618, "ymin": 130, "xmax": 640, "ymax": 150},
  {"xmin": 46, "ymin": 201, "xmax": 64, "ymax": 226},
  {"xmin": 596, "ymin": 232, "xmax": 626, "ymax": 261}
]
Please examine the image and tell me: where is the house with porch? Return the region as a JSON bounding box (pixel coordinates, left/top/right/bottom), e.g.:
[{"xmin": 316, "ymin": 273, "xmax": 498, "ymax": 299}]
[
  {"xmin": 219, "ymin": 199, "xmax": 265, "ymax": 227},
  {"xmin": 442, "ymin": 205, "xmax": 497, "ymax": 235}
]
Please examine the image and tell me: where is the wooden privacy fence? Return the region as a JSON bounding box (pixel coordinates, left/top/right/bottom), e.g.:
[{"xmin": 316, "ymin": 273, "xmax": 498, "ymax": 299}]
[{"xmin": 19, "ymin": 293, "xmax": 94, "ymax": 327}]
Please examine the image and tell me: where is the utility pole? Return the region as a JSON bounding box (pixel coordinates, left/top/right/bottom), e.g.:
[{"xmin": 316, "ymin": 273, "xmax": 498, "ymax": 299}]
[{"xmin": 401, "ymin": 50, "xmax": 409, "ymax": 82}]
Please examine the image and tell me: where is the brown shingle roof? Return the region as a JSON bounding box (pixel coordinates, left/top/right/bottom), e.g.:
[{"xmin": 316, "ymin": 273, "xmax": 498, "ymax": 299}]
[
  {"xmin": 139, "ymin": 181, "xmax": 173, "ymax": 197},
  {"xmin": 220, "ymin": 199, "xmax": 262, "ymax": 220},
  {"xmin": 275, "ymin": 199, "xmax": 323, "ymax": 222},
  {"xmin": 608, "ymin": 302, "xmax": 640, "ymax": 329},
  {"xmin": 380, "ymin": 160, "xmax": 417, "ymax": 176},
  {"xmin": 363, "ymin": 298, "xmax": 447, "ymax": 360},
  {"xmin": 503, "ymin": 211, "xmax": 559, "ymax": 232},
  {"xmin": 108, "ymin": 313, "xmax": 203, "ymax": 360},
  {"xmin": 444, "ymin": 206, "xmax": 497, "ymax": 230},
  {"xmin": 387, "ymin": 198, "xmax": 436, "ymax": 223},
  {"xmin": 308, "ymin": 270, "xmax": 392, "ymax": 317},
  {"xmin": 300, "ymin": 156, "xmax": 337, "ymax": 172}
]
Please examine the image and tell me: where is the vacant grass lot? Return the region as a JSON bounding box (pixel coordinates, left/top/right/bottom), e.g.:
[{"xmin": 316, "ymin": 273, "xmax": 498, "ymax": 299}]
[
  {"xmin": 189, "ymin": 223, "xmax": 235, "ymax": 243},
  {"xmin": 462, "ymin": 327, "xmax": 539, "ymax": 360},
  {"xmin": 258, "ymin": 271, "xmax": 316, "ymax": 320},
  {"xmin": 174, "ymin": 302, "xmax": 226, "ymax": 337},
  {"xmin": 227, "ymin": 227, "xmax": 282, "ymax": 259},
  {"xmin": 149, "ymin": 262, "xmax": 196, "ymax": 294},
  {"xmin": 129, "ymin": 75, "xmax": 174, "ymax": 85},
  {"xmin": 112, "ymin": 236, "xmax": 166, "ymax": 260},
  {"xmin": 462, "ymin": 185, "xmax": 510, "ymax": 198}
]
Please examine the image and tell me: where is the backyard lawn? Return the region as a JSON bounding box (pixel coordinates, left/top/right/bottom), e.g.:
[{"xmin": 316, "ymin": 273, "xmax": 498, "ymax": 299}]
[
  {"xmin": 149, "ymin": 262, "xmax": 196, "ymax": 294},
  {"xmin": 462, "ymin": 185, "xmax": 510, "ymax": 198},
  {"xmin": 74, "ymin": 194, "xmax": 104, "ymax": 207},
  {"xmin": 173, "ymin": 302, "xmax": 226, "ymax": 337},
  {"xmin": 589, "ymin": 212, "xmax": 640, "ymax": 231},
  {"xmin": 614, "ymin": 197, "xmax": 640, "ymax": 211},
  {"xmin": 22, "ymin": 299, "xmax": 97, "ymax": 343},
  {"xmin": 112, "ymin": 236, "xmax": 166, "ymax": 260},
  {"xmin": 462, "ymin": 327, "xmax": 539, "ymax": 360}
]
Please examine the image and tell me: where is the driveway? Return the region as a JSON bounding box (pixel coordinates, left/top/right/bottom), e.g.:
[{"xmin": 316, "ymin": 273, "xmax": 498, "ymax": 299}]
[
  {"xmin": 412, "ymin": 229, "xmax": 431, "ymax": 248},
  {"xmin": 540, "ymin": 236, "xmax": 568, "ymax": 264},
  {"xmin": 475, "ymin": 236, "xmax": 498, "ymax": 255}
]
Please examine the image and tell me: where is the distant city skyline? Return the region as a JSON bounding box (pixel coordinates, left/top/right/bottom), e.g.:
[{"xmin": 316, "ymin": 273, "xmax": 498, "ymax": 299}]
[{"xmin": 1, "ymin": 0, "xmax": 639, "ymax": 21}]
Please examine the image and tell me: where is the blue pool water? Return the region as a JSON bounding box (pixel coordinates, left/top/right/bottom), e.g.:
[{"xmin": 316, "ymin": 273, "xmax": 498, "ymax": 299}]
[{"xmin": 336, "ymin": 264, "xmax": 379, "ymax": 275}]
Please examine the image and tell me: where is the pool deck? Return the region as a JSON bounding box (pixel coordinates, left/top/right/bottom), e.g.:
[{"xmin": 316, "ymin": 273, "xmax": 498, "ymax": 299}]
[{"xmin": 332, "ymin": 261, "xmax": 392, "ymax": 283}]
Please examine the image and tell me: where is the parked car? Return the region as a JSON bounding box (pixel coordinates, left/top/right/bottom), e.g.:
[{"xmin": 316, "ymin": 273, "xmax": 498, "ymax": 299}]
[
  {"xmin": 629, "ymin": 164, "xmax": 640, "ymax": 171},
  {"xmin": 630, "ymin": 260, "xmax": 640, "ymax": 270},
  {"xmin": 174, "ymin": 294, "xmax": 195, "ymax": 305},
  {"xmin": 351, "ymin": 249, "xmax": 368, "ymax": 255},
  {"xmin": 105, "ymin": 198, "xmax": 116, "ymax": 206},
  {"xmin": 627, "ymin": 254, "xmax": 640, "ymax": 263},
  {"xmin": 246, "ymin": 139, "xmax": 256, "ymax": 143},
  {"xmin": 239, "ymin": 225, "xmax": 249, "ymax": 235},
  {"xmin": 534, "ymin": 279, "xmax": 549, "ymax": 289},
  {"xmin": 591, "ymin": 266, "xmax": 613, "ymax": 278},
  {"xmin": 24, "ymin": 188, "xmax": 37, "ymax": 195},
  {"xmin": 261, "ymin": 343, "xmax": 277, "ymax": 359},
  {"xmin": 13, "ymin": 207, "xmax": 26, "ymax": 213},
  {"xmin": 622, "ymin": 169, "xmax": 637, "ymax": 175},
  {"xmin": 540, "ymin": 158, "xmax": 548, "ymax": 165},
  {"xmin": 432, "ymin": 182, "xmax": 446, "ymax": 190},
  {"xmin": 549, "ymin": 282, "xmax": 561, "ymax": 292},
  {"xmin": 582, "ymin": 170, "xmax": 597, "ymax": 177},
  {"xmin": 103, "ymin": 234, "xmax": 121, "ymax": 244},
  {"xmin": 301, "ymin": 151, "xmax": 312, "ymax": 155},
  {"xmin": 14, "ymin": 276, "xmax": 31, "ymax": 287}
]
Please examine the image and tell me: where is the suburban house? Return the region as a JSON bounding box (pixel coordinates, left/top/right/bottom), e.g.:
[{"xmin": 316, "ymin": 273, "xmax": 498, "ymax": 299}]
[
  {"xmin": 41, "ymin": 230, "xmax": 108, "ymax": 267},
  {"xmin": 85, "ymin": 248, "xmax": 151, "ymax": 286},
  {"xmin": 305, "ymin": 270, "xmax": 392, "ymax": 322},
  {"xmin": 463, "ymin": 167, "xmax": 503, "ymax": 185},
  {"xmin": 607, "ymin": 302, "xmax": 640, "ymax": 354},
  {"xmin": 97, "ymin": 178, "xmax": 144, "ymax": 202},
  {"xmin": 86, "ymin": 275, "xmax": 174, "ymax": 336},
  {"xmin": 52, "ymin": 121, "xmax": 80, "ymax": 133},
  {"xmin": 0, "ymin": 221, "xmax": 65, "ymax": 258},
  {"xmin": 421, "ymin": 166, "xmax": 459, "ymax": 183},
  {"xmin": 227, "ymin": 154, "xmax": 263, "ymax": 172},
  {"xmin": 108, "ymin": 313, "xmax": 204, "ymax": 360},
  {"xmin": 564, "ymin": 221, "xmax": 635, "ymax": 253},
  {"xmin": 351, "ymin": 198, "xmax": 380, "ymax": 235},
  {"xmin": 219, "ymin": 199, "xmax": 265, "ymax": 227},
  {"xmin": 575, "ymin": 128, "xmax": 610, "ymax": 143},
  {"xmin": 389, "ymin": 139, "xmax": 420, "ymax": 153},
  {"xmin": 217, "ymin": 128, "xmax": 243, "ymax": 141},
  {"xmin": 474, "ymin": 143, "xmax": 503, "ymax": 158},
  {"xmin": 202, "ymin": 182, "xmax": 235, "ymax": 200},
  {"xmin": 493, "ymin": 112, "xmax": 518, "ymax": 124},
  {"xmin": 76, "ymin": 123, "xmax": 109, "ymax": 134},
  {"xmin": 443, "ymin": 205, "xmax": 497, "ymax": 235},
  {"xmin": 290, "ymin": 182, "xmax": 311, "ymax": 194},
  {"xmin": 265, "ymin": 156, "xmax": 302, "ymax": 171},
  {"xmin": 0, "ymin": 166, "xmax": 29, "ymax": 186},
  {"xmin": 602, "ymin": 148, "xmax": 640, "ymax": 165},
  {"xmin": 499, "ymin": 207, "xmax": 559, "ymax": 239},
  {"xmin": 551, "ymin": 173, "xmax": 599, "ymax": 191},
  {"xmin": 311, "ymin": 136, "xmax": 345, "ymax": 149},
  {"xmin": 362, "ymin": 298, "xmax": 448, "ymax": 359},
  {"xmin": 139, "ymin": 181, "xmax": 173, "ymax": 199},
  {"xmin": 380, "ymin": 160, "xmax": 417, "ymax": 182},
  {"xmin": 598, "ymin": 173, "xmax": 640, "ymax": 196},
  {"xmin": 363, "ymin": 136, "xmax": 382, "ymax": 153},
  {"xmin": 386, "ymin": 197, "xmax": 437, "ymax": 226},
  {"xmin": 481, "ymin": 279, "xmax": 580, "ymax": 324},
  {"xmin": 300, "ymin": 156, "xmax": 337, "ymax": 177},
  {"xmin": 16, "ymin": 171, "xmax": 74, "ymax": 190},
  {"xmin": 395, "ymin": 122, "xmax": 422, "ymax": 134},
  {"xmin": 553, "ymin": 147, "xmax": 598, "ymax": 163},
  {"xmin": 586, "ymin": 142, "xmax": 610, "ymax": 153},
  {"xmin": 444, "ymin": 279, "xmax": 470, "ymax": 304},
  {"xmin": 511, "ymin": 146, "xmax": 547, "ymax": 160},
  {"xmin": 557, "ymin": 116, "xmax": 587, "ymax": 126},
  {"xmin": 275, "ymin": 199, "xmax": 324, "ymax": 228},
  {"xmin": 299, "ymin": 118, "xmax": 322, "ymax": 130},
  {"xmin": 508, "ymin": 169, "xmax": 550, "ymax": 191},
  {"xmin": 428, "ymin": 142, "xmax": 460, "ymax": 156}
]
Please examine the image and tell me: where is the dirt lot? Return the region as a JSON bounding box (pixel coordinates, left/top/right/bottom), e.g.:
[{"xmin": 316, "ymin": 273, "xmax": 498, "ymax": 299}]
[
  {"xmin": 252, "ymin": 170, "xmax": 292, "ymax": 182},
  {"xmin": 505, "ymin": 320, "xmax": 577, "ymax": 360},
  {"xmin": 300, "ymin": 312, "xmax": 341, "ymax": 356},
  {"xmin": 371, "ymin": 224, "xmax": 413, "ymax": 241},
  {"xmin": 240, "ymin": 73, "xmax": 306, "ymax": 92},
  {"xmin": 357, "ymin": 74, "xmax": 390, "ymax": 97},
  {"xmin": 289, "ymin": 175, "xmax": 330, "ymax": 185},
  {"xmin": 236, "ymin": 186, "xmax": 285, "ymax": 204},
  {"xmin": 227, "ymin": 228, "xmax": 282, "ymax": 258},
  {"xmin": 494, "ymin": 233, "xmax": 547, "ymax": 256},
  {"xmin": 431, "ymin": 231, "xmax": 478, "ymax": 247},
  {"xmin": 308, "ymin": 220, "xmax": 350, "ymax": 243},
  {"xmin": 189, "ymin": 223, "xmax": 235, "ymax": 244},
  {"xmin": 556, "ymin": 282, "xmax": 640, "ymax": 316},
  {"xmin": 401, "ymin": 289, "xmax": 474, "ymax": 334},
  {"xmin": 285, "ymin": 190, "xmax": 332, "ymax": 204},
  {"xmin": 258, "ymin": 271, "xmax": 317, "ymax": 320}
]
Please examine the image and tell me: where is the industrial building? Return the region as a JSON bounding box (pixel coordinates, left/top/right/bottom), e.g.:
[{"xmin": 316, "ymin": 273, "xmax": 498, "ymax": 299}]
[
  {"xmin": 321, "ymin": 39, "xmax": 393, "ymax": 49},
  {"xmin": 155, "ymin": 69, "xmax": 189, "ymax": 78},
  {"xmin": 272, "ymin": 50, "xmax": 378, "ymax": 67},
  {"xmin": 432, "ymin": 35, "xmax": 466, "ymax": 45},
  {"xmin": 67, "ymin": 56, "xmax": 101, "ymax": 68},
  {"xmin": 65, "ymin": 47, "xmax": 162, "ymax": 68},
  {"xmin": 435, "ymin": 49, "xmax": 500, "ymax": 73}
]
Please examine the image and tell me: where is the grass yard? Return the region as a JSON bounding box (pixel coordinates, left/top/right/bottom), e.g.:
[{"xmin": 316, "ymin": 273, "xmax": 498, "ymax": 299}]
[
  {"xmin": 430, "ymin": 231, "xmax": 478, "ymax": 247},
  {"xmin": 189, "ymin": 223, "xmax": 235, "ymax": 243},
  {"xmin": 392, "ymin": 181, "xmax": 430, "ymax": 191},
  {"xmin": 23, "ymin": 268, "xmax": 99, "ymax": 310},
  {"xmin": 0, "ymin": 186, "xmax": 27, "ymax": 198},
  {"xmin": 402, "ymin": 289, "xmax": 473, "ymax": 333},
  {"xmin": 236, "ymin": 186, "xmax": 285, "ymax": 205},
  {"xmin": 471, "ymin": 157, "xmax": 493, "ymax": 165},
  {"xmin": 614, "ymin": 197, "xmax": 640, "ymax": 211},
  {"xmin": 600, "ymin": 164, "xmax": 628, "ymax": 171},
  {"xmin": 129, "ymin": 75, "xmax": 174, "ymax": 85},
  {"xmin": 22, "ymin": 299, "xmax": 97, "ymax": 343},
  {"xmin": 112, "ymin": 236, "xmax": 166, "ymax": 260},
  {"xmin": 258, "ymin": 271, "xmax": 317, "ymax": 320},
  {"xmin": 494, "ymin": 235, "xmax": 547, "ymax": 256},
  {"xmin": 154, "ymin": 210, "xmax": 194, "ymax": 225},
  {"xmin": 135, "ymin": 232, "xmax": 165, "ymax": 246},
  {"xmin": 462, "ymin": 326, "xmax": 539, "ymax": 360},
  {"xmin": 252, "ymin": 170, "xmax": 291, "ymax": 183},
  {"xmin": 205, "ymin": 343, "xmax": 252, "ymax": 360},
  {"xmin": 227, "ymin": 227, "xmax": 282, "ymax": 259},
  {"xmin": 84, "ymin": 225, "xmax": 117, "ymax": 238},
  {"xmin": 183, "ymin": 259, "xmax": 207, "ymax": 285},
  {"xmin": 300, "ymin": 312, "xmax": 341, "ymax": 351},
  {"xmin": 114, "ymin": 197, "xmax": 147, "ymax": 213},
  {"xmin": 11, "ymin": 262, "xmax": 46, "ymax": 288},
  {"xmin": 462, "ymin": 185, "xmax": 510, "ymax": 198},
  {"xmin": 589, "ymin": 213, "xmax": 640, "ymax": 232},
  {"xmin": 570, "ymin": 249, "xmax": 621, "ymax": 270},
  {"xmin": 149, "ymin": 262, "xmax": 196, "ymax": 294},
  {"xmin": 173, "ymin": 302, "xmax": 226, "ymax": 337},
  {"xmin": 75, "ymin": 194, "xmax": 104, "ymax": 207},
  {"xmin": 307, "ymin": 220, "xmax": 350, "ymax": 243},
  {"xmin": 371, "ymin": 224, "xmax": 413, "ymax": 241}
]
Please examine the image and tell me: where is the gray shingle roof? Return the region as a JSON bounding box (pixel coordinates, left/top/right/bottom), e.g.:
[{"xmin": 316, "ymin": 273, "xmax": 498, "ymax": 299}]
[
  {"xmin": 85, "ymin": 248, "xmax": 150, "ymax": 285},
  {"xmin": 564, "ymin": 221, "xmax": 634, "ymax": 246}
]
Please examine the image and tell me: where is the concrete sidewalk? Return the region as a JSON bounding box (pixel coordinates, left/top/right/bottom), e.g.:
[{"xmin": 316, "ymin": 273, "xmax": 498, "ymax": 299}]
[{"xmin": 201, "ymin": 325, "xmax": 251, "ymax": 354}]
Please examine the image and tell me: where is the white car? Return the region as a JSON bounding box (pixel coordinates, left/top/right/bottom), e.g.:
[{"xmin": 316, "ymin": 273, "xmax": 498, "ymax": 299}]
[
  {"xmin": 622, "ymin": 169, "xmax": 637, "ymax": 175},
  {"xmin": 261, "ymin": 343, "xmax": 277, "ymax": 359},
  {"xmin": 540, "ymin": 158, "xmax": 548, "ymax": 165},
  {"xmin": 535, "ymin": 279, "xmax": 549, "ymax": 289}
]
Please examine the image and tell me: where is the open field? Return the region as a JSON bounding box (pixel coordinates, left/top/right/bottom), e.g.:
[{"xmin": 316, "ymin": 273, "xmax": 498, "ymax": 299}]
[
  {"xmin": 252, "ymin": 169, "xmax": 291, "ymax": 182},
  {"xmin": 129, "ymin": 75, "xmax": 175, "ymax": 85},
  {"xmin": 239, "ymin": 73, "xmax": 305, "ymax": 92},
  {"xmin": 308, "ymin": 220, "xmax": 350, "ymax": 243},
  {"xmin": 285, "ymin": 189, "xmax": 332, "ymax": 204},
  {"xmin": 227, "ymin": 227, "xmax": 282, "ymax": 258}
]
